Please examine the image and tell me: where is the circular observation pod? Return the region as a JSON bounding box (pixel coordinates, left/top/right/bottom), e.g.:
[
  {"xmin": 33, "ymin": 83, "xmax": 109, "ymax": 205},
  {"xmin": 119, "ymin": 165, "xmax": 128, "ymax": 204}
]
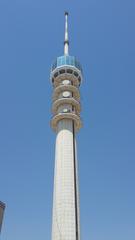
[
  {"xmin": 51, "ymin": 112, "xmax": 82, "ymax": 132},
  {"xmin": 50, "ymin": 55, "xmax": 83, "ymax": 87},
  {"xmin": 52, "ymin": 98, "xmax": 81, "ymax": 115},
  {"xmin": 53, "ymin": 85, "xmax": 80, "ymax": 102}
]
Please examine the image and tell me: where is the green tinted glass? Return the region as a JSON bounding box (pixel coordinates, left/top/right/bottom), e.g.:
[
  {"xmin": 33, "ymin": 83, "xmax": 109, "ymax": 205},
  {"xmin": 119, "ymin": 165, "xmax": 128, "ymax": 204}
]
[{"xmin": 51, "ymin": 56, "xmax": 82, "ymax": 72}]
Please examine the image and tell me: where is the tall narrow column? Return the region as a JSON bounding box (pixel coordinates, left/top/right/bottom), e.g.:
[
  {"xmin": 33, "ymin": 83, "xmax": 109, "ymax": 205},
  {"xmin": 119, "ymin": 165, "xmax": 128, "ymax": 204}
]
[{"xmin": 50, "ymin": 12, "xmax": 83, "ymax": 240}]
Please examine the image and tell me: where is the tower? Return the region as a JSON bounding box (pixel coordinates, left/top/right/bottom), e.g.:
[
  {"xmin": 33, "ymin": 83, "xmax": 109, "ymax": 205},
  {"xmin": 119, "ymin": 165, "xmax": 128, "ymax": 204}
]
[{"xmin": 50, "ymin": 12, "xmax": 83, "ymax": 240}]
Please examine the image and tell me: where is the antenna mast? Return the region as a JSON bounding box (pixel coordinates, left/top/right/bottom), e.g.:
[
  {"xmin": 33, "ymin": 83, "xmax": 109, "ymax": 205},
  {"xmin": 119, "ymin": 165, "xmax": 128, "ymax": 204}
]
[{"xmin": 64, "ymin": 12, "xmax": 69, "ymax": 55}]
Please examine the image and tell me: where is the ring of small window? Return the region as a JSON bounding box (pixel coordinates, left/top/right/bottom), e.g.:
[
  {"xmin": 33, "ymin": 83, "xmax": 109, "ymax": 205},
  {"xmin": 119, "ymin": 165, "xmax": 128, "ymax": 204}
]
[{"xmin": 52, "ymin": 69, "xmax": 81, "ymax": 84}]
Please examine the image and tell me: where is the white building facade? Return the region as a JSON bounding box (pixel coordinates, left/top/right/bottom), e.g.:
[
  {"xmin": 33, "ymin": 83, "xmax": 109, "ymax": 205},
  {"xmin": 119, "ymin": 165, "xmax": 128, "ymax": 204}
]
[{"xmin": 51, "ymin": 12, "xmax": 83, "ymax": 240}]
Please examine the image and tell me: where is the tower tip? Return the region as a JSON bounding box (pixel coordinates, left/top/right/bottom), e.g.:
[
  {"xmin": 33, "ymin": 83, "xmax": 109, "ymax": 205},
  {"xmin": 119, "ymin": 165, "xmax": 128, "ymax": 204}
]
[
  {"xmin": 65, "ymin": 11, "xmax": 69, "ymax": 16},
  {"xmin": 64, "ymin": 11, "xmax": 69, "ymax": 55}
]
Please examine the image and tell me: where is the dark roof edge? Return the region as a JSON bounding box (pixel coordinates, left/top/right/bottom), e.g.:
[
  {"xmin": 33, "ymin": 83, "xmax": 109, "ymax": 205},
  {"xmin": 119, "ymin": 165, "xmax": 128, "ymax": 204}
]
[{"xmin": 0, "ymin": 201, "xmax": 6, "ymax": 209}]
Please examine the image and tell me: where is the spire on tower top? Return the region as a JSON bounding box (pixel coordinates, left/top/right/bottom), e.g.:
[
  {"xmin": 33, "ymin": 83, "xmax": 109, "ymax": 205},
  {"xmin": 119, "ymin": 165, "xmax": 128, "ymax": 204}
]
[{"xmin": 64, "ymin": 11, "xmax": 69, "ymax": 55}]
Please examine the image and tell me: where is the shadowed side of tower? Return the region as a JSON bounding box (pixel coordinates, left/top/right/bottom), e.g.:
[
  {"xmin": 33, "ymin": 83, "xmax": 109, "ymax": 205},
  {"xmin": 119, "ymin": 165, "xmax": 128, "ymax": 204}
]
[{"xmin": 50, "ymin": 12, "xmax": 83, "ymax": 240}]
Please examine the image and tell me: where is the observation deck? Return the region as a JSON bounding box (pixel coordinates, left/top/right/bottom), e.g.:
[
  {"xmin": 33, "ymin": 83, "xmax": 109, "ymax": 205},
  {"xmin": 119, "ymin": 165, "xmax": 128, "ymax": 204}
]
[
  {"xmin": 50, "ymin": 55, "xmax": 83, "ymax": 87},
  {"xmin": 50, "ymin": 15, "xmax": 83, "ymax": 132},
  {"xmin": 51, "ymin": 55, "xmax": 83, "ymax": 73},
  {"xmin": 51, "ymin": 56, "xmax": 83, "ymax": 131}
]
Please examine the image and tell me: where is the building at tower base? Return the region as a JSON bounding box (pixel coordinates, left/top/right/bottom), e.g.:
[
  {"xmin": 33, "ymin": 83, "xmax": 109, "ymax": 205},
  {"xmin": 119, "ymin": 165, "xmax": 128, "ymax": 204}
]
[{"xmin": 0, "ymin": 201, "xmax": 5, "ymax": 234}]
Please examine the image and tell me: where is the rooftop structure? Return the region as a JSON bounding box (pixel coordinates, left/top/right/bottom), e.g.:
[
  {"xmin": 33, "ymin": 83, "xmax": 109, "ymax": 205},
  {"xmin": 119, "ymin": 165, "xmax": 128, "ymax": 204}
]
[{"xmin": 0, "ymin": 201, "xmax": 5, "ymax": 234}]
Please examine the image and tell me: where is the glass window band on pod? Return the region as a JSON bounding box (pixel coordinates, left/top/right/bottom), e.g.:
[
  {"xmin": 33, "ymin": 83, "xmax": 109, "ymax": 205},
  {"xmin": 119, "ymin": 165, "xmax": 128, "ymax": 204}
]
[{"xmin": 51, "ymin": 55, "xmax": 83, "ymax": 73}]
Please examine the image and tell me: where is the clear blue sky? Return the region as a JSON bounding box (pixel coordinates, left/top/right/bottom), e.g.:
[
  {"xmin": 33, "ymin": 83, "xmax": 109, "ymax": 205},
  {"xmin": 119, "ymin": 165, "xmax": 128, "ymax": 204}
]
[{"xmin": 0, "ymin": 0, "xmax": 135, "ymax": 239}]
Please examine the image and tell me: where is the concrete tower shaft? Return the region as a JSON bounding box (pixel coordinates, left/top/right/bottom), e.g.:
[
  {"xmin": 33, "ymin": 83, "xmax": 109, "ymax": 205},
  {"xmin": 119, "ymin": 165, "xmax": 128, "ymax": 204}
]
[{"xmin": 51, "ymin": 13, "xmax": 83, "ymax": 240}]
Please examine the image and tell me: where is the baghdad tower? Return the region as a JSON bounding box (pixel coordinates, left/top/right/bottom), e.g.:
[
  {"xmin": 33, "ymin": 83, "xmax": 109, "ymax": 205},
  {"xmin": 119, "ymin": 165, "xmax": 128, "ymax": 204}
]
[{"xmin": 50, "ymin": 12, "xmax": 83, "ymax": 240}]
